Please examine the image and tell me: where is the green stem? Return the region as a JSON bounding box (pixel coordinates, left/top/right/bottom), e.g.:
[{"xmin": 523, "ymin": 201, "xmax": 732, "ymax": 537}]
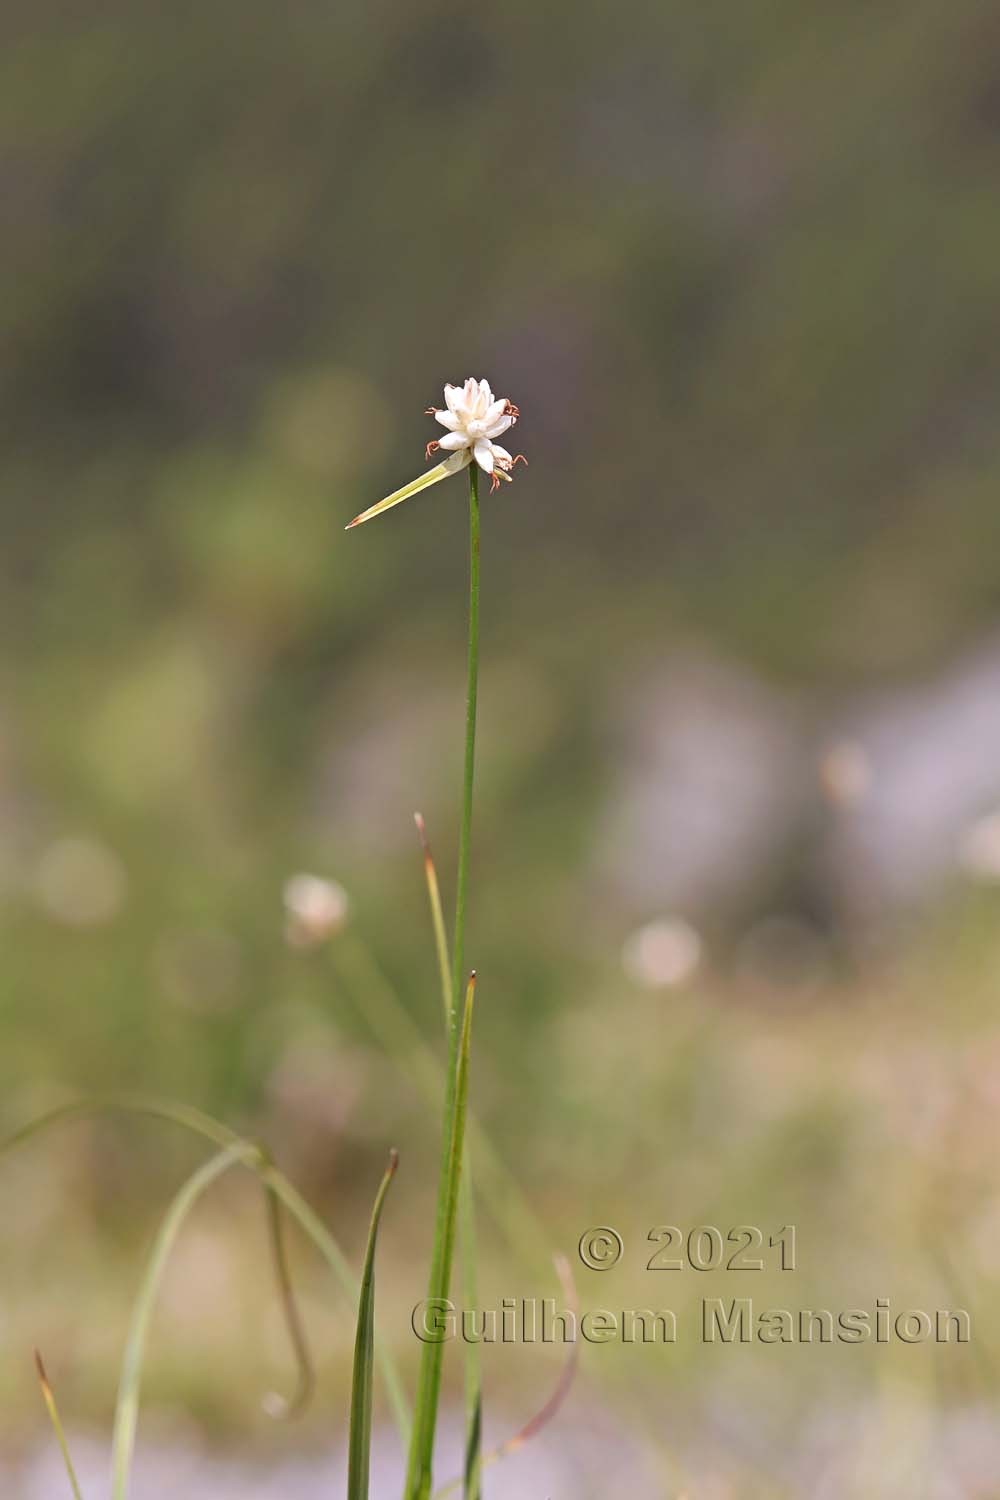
[
  {"xmin": 459, "ymin": 1159, "xmax": 481, "ymax": 1500},
  {"xmin": 405, "ymin": 464, "xmax": 481, "ymax": 1500},
  {"xmin": 451, "ymin": 464, "xmax": 480, "ymax": 1018},
  {"xmin": 455, "ymin": 468, "xmax": 482, "ymax": 1500}
]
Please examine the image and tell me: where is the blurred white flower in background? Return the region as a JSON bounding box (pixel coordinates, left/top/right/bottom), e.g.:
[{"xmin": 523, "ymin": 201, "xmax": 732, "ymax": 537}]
[
  {"xmin": 622, "ymin": 916, "xmax": 702, "ymax": 989},
  {"xmin": 282, "ymin": 872, "xmax": 349, "ymax": 948},
  {"xmin": 818, "ymin": 738, "xmax": 871, "ymax": 809},
  {"xmin": 958, "ymin": 809, "xmax": 1000, "ymax": 882}
]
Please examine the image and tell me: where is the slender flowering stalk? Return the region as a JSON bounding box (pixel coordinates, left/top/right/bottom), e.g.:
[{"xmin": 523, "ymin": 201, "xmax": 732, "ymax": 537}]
[
  {"xmin": 405, "ymin": 463, "xmax": 481, "ymax": 1500},
  {"xmin": 349, "ymin": 380, "xmax": 523, "ymax": 1497}
]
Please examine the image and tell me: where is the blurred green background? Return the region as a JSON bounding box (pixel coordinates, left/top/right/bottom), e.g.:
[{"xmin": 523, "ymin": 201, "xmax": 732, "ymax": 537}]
[{"xmin": 4, "ymin": 0, "xmax": 1000, "ymax": 1493}]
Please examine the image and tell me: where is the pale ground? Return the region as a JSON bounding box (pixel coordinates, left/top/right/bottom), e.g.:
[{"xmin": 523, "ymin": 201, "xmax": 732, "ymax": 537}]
[{"xmin": 6, "ymin": 1403, "xmax": 1000, "ymax": 1499}]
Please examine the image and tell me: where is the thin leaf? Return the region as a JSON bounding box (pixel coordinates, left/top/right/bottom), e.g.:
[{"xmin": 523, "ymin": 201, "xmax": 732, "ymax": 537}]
[
  {"xmin": 0, "ymin": 1098, "xmax": 411, "ymax": 1448},
  {"xmin": 405, "ymin": 971, "xmax": 477, "ymax": 1500},
  {"xmin": 432, "ymin": 1254, "xmax": 581, "ymax": 1500},
  {"xmin": 347, "ymin": 1149, "xmax": 399, "ymax": 1500},
  {"xmin": 414, "ymin": 814, "xmax": 482, "ymax": 1500},
  {"xmin": 414, "ymin": 813, "xmax": 453, "ymax": 1028},
  {"xmin": 261, "ymin": 1183, "xmax": 316, "ymax": 1419},
  {"xmin": 332, "ymin": 938, "xmax": 549, "ymax": 1265},
  {"xmin": 34, "ymin": 1351, "xmax": 85, "ymax": 1500},
  {"xmin": 110, "ymin": 1147, "xmax": 243, "ymax": 1500},
  {"xmin": 345, "ymin": 451, "xmax": 471, "ymax": 530},
  {"xmin": 459, "ymin": 1175, "xmax": 481, "ymax": 1500},
  {"xmin": 261, "ymin": 1165, "xmax": 411, "ymax": 1446}
]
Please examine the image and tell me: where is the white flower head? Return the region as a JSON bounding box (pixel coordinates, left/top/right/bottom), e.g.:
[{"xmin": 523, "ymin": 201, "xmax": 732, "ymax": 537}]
[
  {"xmin": 283, "ymin": 873, "xmax": 349, "ymax": 948},
  {"xmin": 425, "ymin": 378, "xmax": 526, "ymax": 493},
  {"xmin": 346, "ymin": 376, "xmax": 525, "ymax": 529}
]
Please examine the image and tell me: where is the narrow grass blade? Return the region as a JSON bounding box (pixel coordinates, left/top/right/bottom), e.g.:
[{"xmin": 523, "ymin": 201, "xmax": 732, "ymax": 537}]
[
  {"xmin": 414, "ymin": 813, "xmax": 482, "ymax": 1499},
  {"xmin": 345, "ymin": 452, "xmax": 471, "ymax": 530},
  {"xmin": 459, "ymin": 1175, "xmax": 481, "ymax": 1500},
  {"xmin": 414, "ymin": 813, "xmax": 452, "ymax": 1027},
  {"xmin": 34, "ymin": 1351, "xmax": 85, "ymax": 1500},
  {"xmin": 1, "ymin": 1097, "xmax": 411, "ymax": 1447},
  {"xmin": 260, "ymin": 1167, "xmax": 411, "ymax": 1445},
  {"xmin": 405, "ymin": 971, "xmax": 477, "ymax": 1500},
  {"xmin": 347, "ymin": 1149, "xmax": 399, "ymax": 1500},
  {"xmin": 261, "ymin": 1184, "xmax": 316, "ymax": 1419},
  {"xmin": 110, "ymin": 1146, "xmax": 243, "ymax": 1500},
  {"xmin": 432, "ymin": 1254, "xmax": 580, "ymax": 1499},
  {"xmin": 332, "ymin": 938, "xmax": 549, "ymax": 1266},
  {"xmin": 0, "ymin": 1096, "xmax": 245, "ymax": 1159}
]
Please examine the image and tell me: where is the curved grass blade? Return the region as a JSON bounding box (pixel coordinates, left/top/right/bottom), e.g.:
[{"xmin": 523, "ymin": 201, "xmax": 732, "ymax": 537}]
[
  {"xmin": 110, "ymin": 1146, "xmax": 243, "ymax": 1500},
  {"xmin": 345, "ymin": 451, "xmax": 471, "ymax": 530},
  {"xmin": 0, "ymin": 1095, "xmax": 244, "ymax": 1159},
  {"xmin": 34, "ymin": 1351, "xmax": 85, "ymax": 1500},
  {"xmin": 261, "ymin": 1183, "xmax": 316, "ymax": 1419},
  {"xmin": 405, "ymin": 970, "xmax": 477, "ymax": 1500},
  {"xmin": 0, "ymin": 1097, "xmax": 411, "ymax": 1446},
  {"xmin": 347, "ymin": 1149, "xmax": 399, "ymax": 1500},
  {"xmin": 260, "ymin": 1165, "xmax": 411, "ymax": 1445}
]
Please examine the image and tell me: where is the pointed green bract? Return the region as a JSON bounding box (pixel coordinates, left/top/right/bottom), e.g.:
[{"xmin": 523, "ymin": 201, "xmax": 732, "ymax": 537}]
[
  {"xmin": 347, "ymin": 1150, "xmax": 399, "ymax": 1500},
  {"xmin": 345, "ymin": 451, "xmax": 471, "ymax": 529}
]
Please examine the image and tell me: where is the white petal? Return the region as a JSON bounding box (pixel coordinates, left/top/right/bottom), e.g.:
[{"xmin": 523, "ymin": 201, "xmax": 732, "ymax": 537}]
[
  {"xmin": 444, "ymin": 384, "xmax": 463, "ymax": 413},
  {"xmin": 482, "ymin": 413, "xmax": 512, "ymax": 439},
  {"xmin": 435, "ymin": 409, "xmax": 462, "ymax": 430},
  {"xmin": 483, "ymin": 399, "xmax": 507, "ymax": 427},
  {"xmin": 489, "ymin": 443, "xmax": 512, "ymax": 463},
  {"xmin": 474, "ymin": 439, "xmax": 494, "ymax": 473},
  {"xmin": 438, "ymin": 431, "xmax": 471, "ymax": 451},
  {"xmin": 463, "ymin": 378, "xmax": 478, "ymax": 407}
]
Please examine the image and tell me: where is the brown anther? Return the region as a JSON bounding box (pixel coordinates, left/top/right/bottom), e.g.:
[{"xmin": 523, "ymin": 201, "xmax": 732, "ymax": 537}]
[
  {"xmin": 504, "ymin": 401, "xmax": 520, "ymax": 422},
  {"xmin": 511, "ymin": 454, "xmax": 528, "ymax": 468},
  {"xmin": 425, "ymin": 440, "xmax": 441, "ymax": 461},
  {"xmin": 424, "ymin": 407, "xmax": 438, "ymax": 416}
]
